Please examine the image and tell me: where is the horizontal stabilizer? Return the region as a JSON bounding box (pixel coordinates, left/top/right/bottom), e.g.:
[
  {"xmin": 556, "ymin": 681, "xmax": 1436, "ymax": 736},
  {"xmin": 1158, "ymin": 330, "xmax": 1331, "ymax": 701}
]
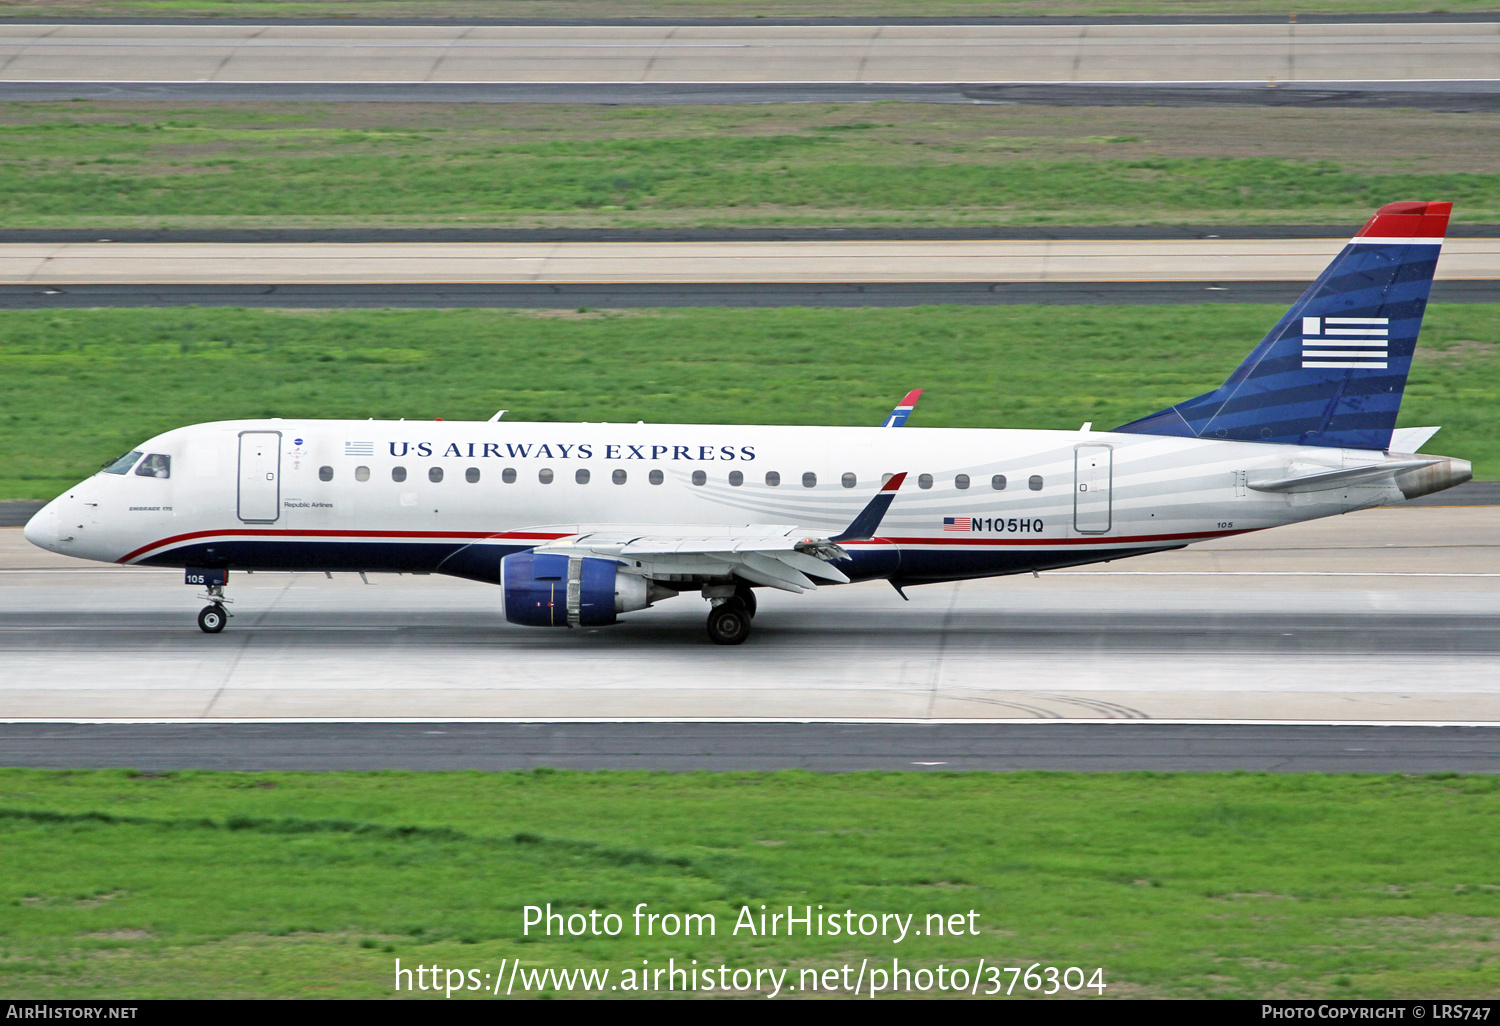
[
  {"xmin": 1389, "ymin": 426, "xmax": 1441, "ymax": 453},
  {"xmin": 1247, "ymin": 458, "xmax": 1438, "ymax": 494}
]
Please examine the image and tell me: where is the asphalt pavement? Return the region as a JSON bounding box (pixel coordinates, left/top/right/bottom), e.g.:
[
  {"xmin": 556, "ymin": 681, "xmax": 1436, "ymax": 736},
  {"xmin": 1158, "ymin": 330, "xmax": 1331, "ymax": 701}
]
[
  {"xmin": 4, "ymin": 279, "xmax": 1498, "ymax": 310},
  {"xmin": 3, "ymin": 721, "xmax": 1497, "ymax": 773}
]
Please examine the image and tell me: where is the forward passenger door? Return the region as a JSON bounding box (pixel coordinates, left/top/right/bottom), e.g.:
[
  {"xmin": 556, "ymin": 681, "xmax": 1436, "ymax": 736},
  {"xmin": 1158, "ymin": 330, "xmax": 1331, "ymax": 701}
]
[{"xmin": 237, "ymin": 431, "xmax": 281, "ymax": 523}]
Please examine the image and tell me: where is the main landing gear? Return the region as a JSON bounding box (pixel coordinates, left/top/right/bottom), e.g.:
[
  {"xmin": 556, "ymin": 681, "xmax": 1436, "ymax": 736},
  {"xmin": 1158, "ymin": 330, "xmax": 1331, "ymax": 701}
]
[
  {"xmin": 187, "ymin": 568, "xmax": 232, "ymax": 634},
  {"xmin": 705, "ymin": 584, "xmax": 757, "ymax": 646}
]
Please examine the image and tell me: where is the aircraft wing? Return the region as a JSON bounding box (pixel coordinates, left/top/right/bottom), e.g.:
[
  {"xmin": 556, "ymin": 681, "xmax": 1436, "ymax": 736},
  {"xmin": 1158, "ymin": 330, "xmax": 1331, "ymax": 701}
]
[{"xmin": 531, "ymin": 473, "xmax": 907, "ymax": 594}]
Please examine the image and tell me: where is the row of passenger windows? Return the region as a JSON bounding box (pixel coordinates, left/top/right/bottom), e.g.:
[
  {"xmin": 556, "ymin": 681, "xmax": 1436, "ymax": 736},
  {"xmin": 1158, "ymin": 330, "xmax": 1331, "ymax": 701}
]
[{"xmin": 326, "ymin": 465, "xmax": 1045, "ymax": 490}]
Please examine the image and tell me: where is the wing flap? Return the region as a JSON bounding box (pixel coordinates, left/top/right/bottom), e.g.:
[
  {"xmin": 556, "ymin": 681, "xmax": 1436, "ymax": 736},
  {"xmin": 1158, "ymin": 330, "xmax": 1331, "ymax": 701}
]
[{"xmin": 737, "ymin": 552, "xmax": 817, "ymax": 592}]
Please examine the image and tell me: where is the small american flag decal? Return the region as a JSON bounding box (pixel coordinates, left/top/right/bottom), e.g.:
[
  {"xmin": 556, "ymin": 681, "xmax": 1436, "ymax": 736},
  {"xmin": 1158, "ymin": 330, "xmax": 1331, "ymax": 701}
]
[{"xmin": 943, "ymin": 516, "xmax": 973, "ymax": 532}]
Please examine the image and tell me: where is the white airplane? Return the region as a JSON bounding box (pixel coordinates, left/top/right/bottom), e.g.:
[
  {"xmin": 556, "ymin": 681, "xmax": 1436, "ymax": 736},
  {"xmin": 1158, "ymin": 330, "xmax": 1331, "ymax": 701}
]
[{"xmin": 24, "ymin": 202, "xmax": 1471, "ymax": 644}]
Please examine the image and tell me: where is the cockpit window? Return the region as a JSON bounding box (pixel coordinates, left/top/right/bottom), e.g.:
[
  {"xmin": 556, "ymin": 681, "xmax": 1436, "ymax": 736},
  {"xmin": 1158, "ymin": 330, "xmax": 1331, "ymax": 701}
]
[
  {"xmin": 134, "ymin": 454, "xmax": 171, "ymax": 479},
  {"xmin": 102, "ymin": 450, "xmax": 143, "ymax": 475}
]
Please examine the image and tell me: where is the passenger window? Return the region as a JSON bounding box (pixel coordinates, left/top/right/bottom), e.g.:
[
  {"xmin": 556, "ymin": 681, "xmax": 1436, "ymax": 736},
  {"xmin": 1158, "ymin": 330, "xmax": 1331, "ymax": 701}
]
[
  {"xmin": 135, "ymin": 454, "xmax": 171, "ymax": 479},
  {"xmin": 992, "ymin": 474, "xmax": 1006, "ymax": 490},
  {"xmin": 803, "ymin": 472, "xmax": 817, "ymax": 488},
  {"xmin": 1029, "ymin": 475, "xmax": 1044, "ymax": 491},
  {"xmin": 918, "ymin": 473, "xmax": 933, "ymax": 490},
  {"xmin": 392, "ymin": 466, "xmax": 407, "ymax": 483},
  {"xmin": 841, "ymin": 472, "xmax": 856, "ymax": 489},
  {"xmin": 355, "ymin": 466, "xmax": 370, "ymax": 482},
  {"xmin": 612, "ymin": 469, "xmax": 627, "ymax": 485},
  {"xmin": 539, "ymin": 469, "xmax": 554, "ymax": 484},
  {"xmin": 649, "ymin": 469, "xmax": 664, "ymax": 485},
  {"xmin": 881, "ymin": 473, "xmax": 894, "ymax": 485},
  {"xmin": 429, "ymin": 467, "xmax": 443, "ymax": 483},
  {"xmin": 466, "ymin": 467, "xmax": 480, "ymax": 483},
  {"xmin": 319, "ymin": 466, "xmax": 334, "ymax": 482},
  {"xmin": 955, "ymin": 474, "xmax": 969, "ymax": 490},
  {"xmin": 728, "ymin": 471, "xmax": 743, "ymax": 487},
  {"xmin": 765, "ymin": 471, "xmax": 780, "ymax": 487},
  {"xmin": 576, "ymin": 468, "xmax": 590, "ymax": 484},
  {"xmin": 692, "ymin": 470, "xmax": 706, "ymax": 486},
  {"xmin": 103, "ymin": 450, "xmax": 143, "ymax": 475},
  {"xmin": 502, "ymin": 468, "xmax": 517, "ymax": 484}
]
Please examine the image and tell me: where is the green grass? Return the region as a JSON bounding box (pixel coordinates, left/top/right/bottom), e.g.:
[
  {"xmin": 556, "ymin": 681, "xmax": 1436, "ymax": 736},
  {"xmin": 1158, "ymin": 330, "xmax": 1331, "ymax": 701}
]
[
  {"xmin": 5, "ymin": 0, "xmax": 1500, "ymax": 20},
  {"xmin": 0, "ymin": 769, "xmax": 1496, "ymax": 998},
  {"xmin": 3, "ymin": 103, "xmax": 1500, "ymax": 228},
  {"xmin": 2, "ymin": 304, "xmax": 1497, "ymax": 500}
]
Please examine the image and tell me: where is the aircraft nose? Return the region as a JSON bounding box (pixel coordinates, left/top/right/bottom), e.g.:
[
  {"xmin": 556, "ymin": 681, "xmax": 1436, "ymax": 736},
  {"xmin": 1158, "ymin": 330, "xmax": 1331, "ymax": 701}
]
[{"xmin": 22, "ymin": 499, "xmax": 60, "ymax": 552}]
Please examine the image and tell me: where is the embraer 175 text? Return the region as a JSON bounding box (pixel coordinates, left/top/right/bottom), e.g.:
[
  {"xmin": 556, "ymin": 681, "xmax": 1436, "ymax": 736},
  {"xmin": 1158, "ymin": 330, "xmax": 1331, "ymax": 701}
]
[{"xmin": 25, "ymin": 203, "xmax": 1472, "ymax": 644}]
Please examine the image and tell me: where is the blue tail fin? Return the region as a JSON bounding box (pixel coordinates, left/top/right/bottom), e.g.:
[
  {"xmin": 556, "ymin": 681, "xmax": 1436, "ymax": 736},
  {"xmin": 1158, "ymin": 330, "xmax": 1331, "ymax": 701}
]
[{"xmin": 1114, "ymin": 201, "xmax": 1450, "ymax": 451}]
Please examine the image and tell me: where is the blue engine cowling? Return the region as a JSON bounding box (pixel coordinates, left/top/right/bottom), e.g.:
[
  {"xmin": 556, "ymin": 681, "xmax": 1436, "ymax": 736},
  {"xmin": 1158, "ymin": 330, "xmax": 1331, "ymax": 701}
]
[{"xmin": 502, "ymin": 551, "xmax": 632, "ymax": 627}]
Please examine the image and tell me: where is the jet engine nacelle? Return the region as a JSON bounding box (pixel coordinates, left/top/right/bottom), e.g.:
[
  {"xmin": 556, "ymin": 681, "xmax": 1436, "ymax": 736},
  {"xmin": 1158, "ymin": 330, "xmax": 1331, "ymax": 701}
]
[{"xmin": 501, "ymin": 550, "xmax": 671, "ymax": 627}]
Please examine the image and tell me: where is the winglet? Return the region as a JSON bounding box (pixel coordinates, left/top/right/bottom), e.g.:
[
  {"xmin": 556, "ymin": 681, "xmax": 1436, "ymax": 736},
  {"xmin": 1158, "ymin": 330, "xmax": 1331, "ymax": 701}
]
[
  {"xmin": 882, "ymin": 389, "xmax": 924, "ymax": 427},
  {"xmin": 831, "ymin": 473, "xmax": 906, "ymax": 543}
]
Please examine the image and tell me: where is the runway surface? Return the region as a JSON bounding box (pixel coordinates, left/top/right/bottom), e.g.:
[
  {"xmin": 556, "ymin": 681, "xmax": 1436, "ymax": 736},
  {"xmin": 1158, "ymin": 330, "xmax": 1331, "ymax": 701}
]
[
  {"xmin": 7, "ymin": 279, "xmax": 1499, "ymax": 309},
  {"xmin": 4, "ymin": 722, "xmax": 1498, "ymax": 773},
  {"xmin": 10, "ymin": 80, "xmax": 1500, "ymax": 108},
  {"xmin": 5, "ymin": 239, "xmax": 1498, "ymax": 287},
  {"xmin": 1, "ymin": 22, "xmax": 1494, "ymax": 88},
  {"xmin": 5, "ymin": 507, "xmax": 1500, "ymax": 725}
]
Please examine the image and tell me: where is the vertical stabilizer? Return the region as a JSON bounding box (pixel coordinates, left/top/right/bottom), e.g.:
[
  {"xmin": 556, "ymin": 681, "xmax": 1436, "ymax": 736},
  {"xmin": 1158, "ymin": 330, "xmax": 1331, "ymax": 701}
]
[{"xmin": 1115, "ymin": 202, "xmax": 1450, "ymax": 450}]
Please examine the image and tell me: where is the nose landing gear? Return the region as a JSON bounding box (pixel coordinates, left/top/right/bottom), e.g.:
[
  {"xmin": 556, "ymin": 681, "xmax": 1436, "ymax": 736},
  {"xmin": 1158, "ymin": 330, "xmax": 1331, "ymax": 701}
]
[
  {"xmin": 186, "ymin": 568, "xmax": 232, "ymax": 634},
  {"xmin": 197, "ymin": 603, "xmax": 228, "ymax": 634}
]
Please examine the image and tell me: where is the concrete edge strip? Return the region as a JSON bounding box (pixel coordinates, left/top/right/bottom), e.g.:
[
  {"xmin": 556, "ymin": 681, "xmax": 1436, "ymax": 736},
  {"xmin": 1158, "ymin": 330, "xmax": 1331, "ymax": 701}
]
[
  {"xmin": 4, "ymin": 77, "xmax": 1500, "ymax": 86},
  {"xmin": 3, "ymin": 15, "xmax": 1500, "ymax": 26},
  {"xmin": 4, "ymin": 718, "xmax": 1498, "ymax": 727}
]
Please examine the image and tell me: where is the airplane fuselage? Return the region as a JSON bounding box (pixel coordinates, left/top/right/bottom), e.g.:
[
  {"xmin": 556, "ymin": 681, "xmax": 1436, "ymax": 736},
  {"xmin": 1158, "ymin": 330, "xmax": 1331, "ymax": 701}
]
[{"xmin": 24, "ymin": 418, "xmax": 1469, "ymax": 588}]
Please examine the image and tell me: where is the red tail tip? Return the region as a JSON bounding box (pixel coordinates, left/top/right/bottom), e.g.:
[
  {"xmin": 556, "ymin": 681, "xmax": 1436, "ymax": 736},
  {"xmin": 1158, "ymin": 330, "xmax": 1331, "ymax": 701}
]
[
  {"xmin": 882, "ymin": 472, "xmax": 907, "ymax": 491},
  {"xmin": 1355, "ymin": 201, "xmax": 1451, "ymax": 240},
  {"xmin": 899, "ymin": 388, "xmax": 923, "ymax": 406}
]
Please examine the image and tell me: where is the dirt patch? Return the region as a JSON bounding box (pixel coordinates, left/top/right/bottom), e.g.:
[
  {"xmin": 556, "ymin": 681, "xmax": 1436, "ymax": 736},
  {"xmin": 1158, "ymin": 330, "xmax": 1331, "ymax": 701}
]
[
  {"xmin": 511, "ymin": 309, "xmax": 647, "ymax": 320},
  {"xmin": 22, "ymin": 891, "xmax": 124, "ymax": 908},
  {"xmin": 1210, "ymin": 892, "xmax": 1294, "ymax": 901},
  {"xmin": 1420, "ymin": 340, "xmax": 1500, "ymax": 363},
  {"xmin": 82, "ymin": 929, "xmax": 151, "ymax": 940},
  {"xmin": 1331, "ymin": 913, "xmax": 1500, "ymax": 966}
]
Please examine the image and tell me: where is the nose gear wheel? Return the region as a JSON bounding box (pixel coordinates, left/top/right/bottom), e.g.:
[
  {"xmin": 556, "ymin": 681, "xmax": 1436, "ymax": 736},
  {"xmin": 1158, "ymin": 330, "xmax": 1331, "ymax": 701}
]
[{"xmin": 198, "ymin": 604, "xmax": 228, "ymax": 634}]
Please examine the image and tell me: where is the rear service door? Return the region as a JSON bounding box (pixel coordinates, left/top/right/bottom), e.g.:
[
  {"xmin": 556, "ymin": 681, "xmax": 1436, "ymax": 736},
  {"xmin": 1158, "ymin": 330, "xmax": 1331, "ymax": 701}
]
[
  {"xmin": 1074, "ymin": 444, "xmax": 1112, "ymax": 534},
  {"xmin": 238, "ymin": 431, "xmax": 281, "ymax": 522}
]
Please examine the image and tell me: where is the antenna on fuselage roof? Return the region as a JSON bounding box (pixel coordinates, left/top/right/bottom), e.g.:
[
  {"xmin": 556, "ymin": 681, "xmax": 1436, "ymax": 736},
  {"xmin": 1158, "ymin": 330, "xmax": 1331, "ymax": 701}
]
[{"xmin": 489, "ymin": 410, "xmax": 507, "ymax": 422}]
